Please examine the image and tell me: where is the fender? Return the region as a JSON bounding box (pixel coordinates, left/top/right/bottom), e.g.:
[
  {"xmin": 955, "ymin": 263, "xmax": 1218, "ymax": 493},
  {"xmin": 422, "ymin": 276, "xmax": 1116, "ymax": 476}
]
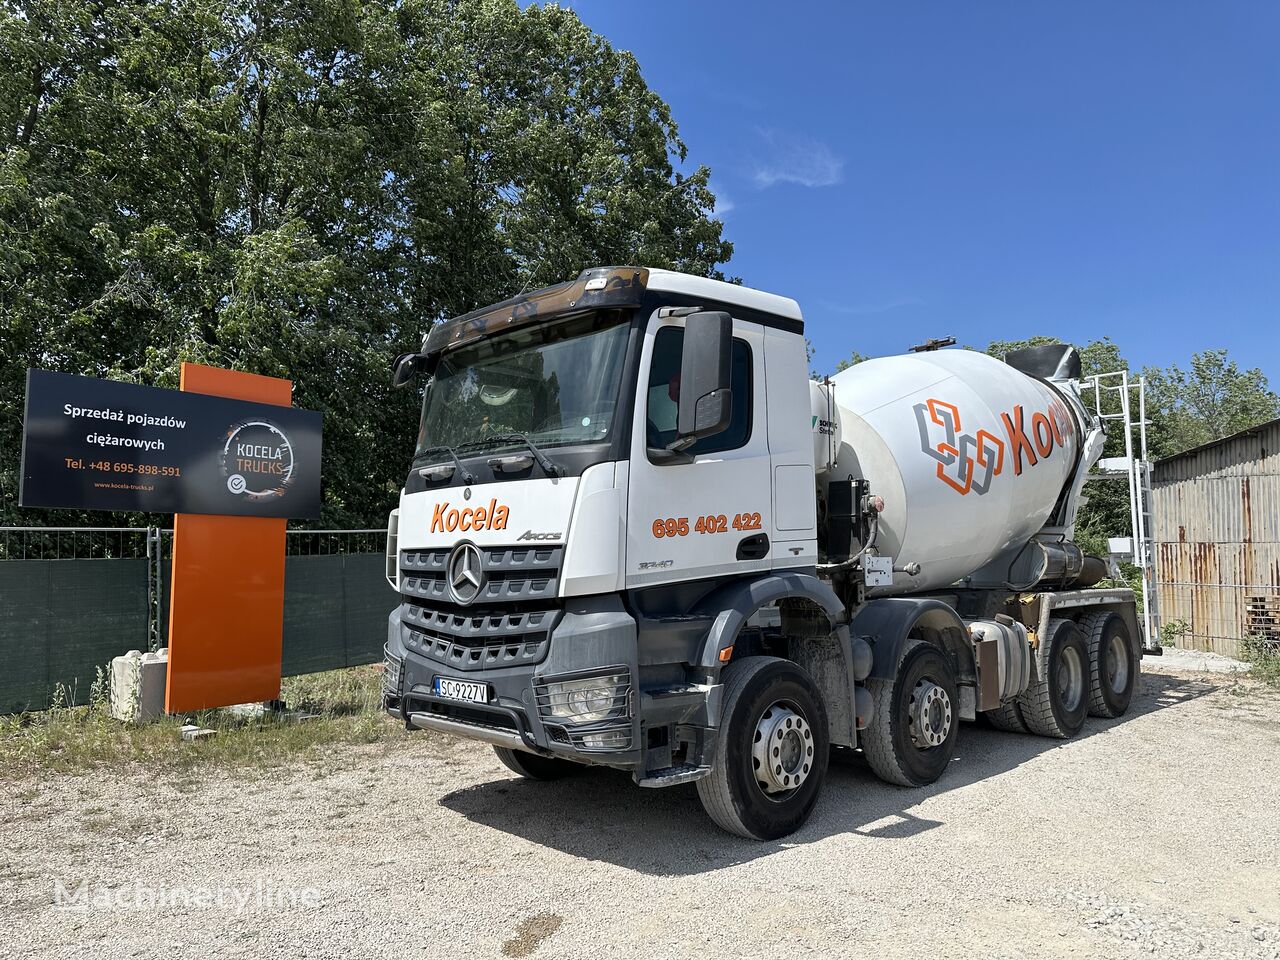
[
  {"xmin": 690, "ymin": 571, "xmax": 873, "ymax": 748},
  {"xmin": 850, "ymin": 597, "xmax": 973, "ymax": 681},
  {"xmin": 693, "ymin": 571, "xmax": 845, "ymax": 670}
]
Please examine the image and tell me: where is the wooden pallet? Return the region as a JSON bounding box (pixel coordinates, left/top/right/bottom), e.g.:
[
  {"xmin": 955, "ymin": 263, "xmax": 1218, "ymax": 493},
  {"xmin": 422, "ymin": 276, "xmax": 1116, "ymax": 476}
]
[{"xmin": 1245, "ymin": 595, "xmax": 1280, "ymax": 642}]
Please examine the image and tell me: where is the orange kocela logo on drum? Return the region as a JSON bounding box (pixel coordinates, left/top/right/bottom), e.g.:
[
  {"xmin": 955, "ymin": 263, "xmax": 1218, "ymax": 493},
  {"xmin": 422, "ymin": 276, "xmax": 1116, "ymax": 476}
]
[{"xmin": 914, "ymin": 397, "xmax": 1074, "ymax": 496}]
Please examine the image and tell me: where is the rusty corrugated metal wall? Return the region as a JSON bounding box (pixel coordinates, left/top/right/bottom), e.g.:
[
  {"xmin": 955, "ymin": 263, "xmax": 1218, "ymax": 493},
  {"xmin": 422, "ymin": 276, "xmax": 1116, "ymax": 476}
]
[{"xmin": 1151, "ymin": 418, "xmax": 1280, "ymax": 657}]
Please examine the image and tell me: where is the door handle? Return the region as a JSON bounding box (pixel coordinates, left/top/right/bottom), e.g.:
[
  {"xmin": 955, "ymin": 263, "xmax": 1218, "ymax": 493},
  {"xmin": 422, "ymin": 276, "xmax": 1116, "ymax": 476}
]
[{"xmin": 737, "ymin": 533, "xmax": 769, "ymax": 561}]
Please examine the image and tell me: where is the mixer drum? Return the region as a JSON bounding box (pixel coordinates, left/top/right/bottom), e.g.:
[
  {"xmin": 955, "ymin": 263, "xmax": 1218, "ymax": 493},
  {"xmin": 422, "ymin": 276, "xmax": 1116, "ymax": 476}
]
[{"xmin": 828, "ymin": 350, "xmax": 1084, "ymax": 595}]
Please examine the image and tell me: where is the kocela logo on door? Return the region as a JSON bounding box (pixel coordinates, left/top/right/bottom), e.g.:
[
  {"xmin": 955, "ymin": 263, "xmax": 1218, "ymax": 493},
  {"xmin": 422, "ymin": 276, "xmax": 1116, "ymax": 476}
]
[
  {"xmin": 431, "ymin": 498, "xmax": 511, "ymax": 533},
  {"xmin": 914, "ymin": 397, "xmax": 1075, "ymax": 496}
]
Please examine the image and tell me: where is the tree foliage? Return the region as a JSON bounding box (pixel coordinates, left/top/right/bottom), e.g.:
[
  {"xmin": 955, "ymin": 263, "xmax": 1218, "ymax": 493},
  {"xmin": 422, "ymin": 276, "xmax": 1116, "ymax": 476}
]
[
  {"xmin": 0, "ymin": 0, "xmax": 732, "ymax": 526},
  {"xmin": 833, "ymin": 350, "xmax": 869, "ymax": 374},
  {"xmin": 1144, "ymin": 350, "xmax": 1280, "ymax": 458}
]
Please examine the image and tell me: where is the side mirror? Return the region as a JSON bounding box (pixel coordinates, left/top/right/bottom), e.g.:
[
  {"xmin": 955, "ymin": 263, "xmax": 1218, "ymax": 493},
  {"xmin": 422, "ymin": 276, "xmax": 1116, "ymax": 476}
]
[
  {"xmin": 391, "ymin": 352, "xmax": 427, "ymax": 388},
  {"xmin": 672, "ymin": 311, "xmax": 733, "ymax": 452}
]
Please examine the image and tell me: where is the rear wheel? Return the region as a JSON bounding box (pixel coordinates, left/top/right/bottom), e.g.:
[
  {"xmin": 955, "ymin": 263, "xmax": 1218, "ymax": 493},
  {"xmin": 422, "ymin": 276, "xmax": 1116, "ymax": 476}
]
[
  {"xmin": 697, "ymin": 656, "xmax": 830, "ymax": 840},
  {"xmin": 862, "ymin": 639, "xmax": 959, "ymax": 786},
  {"xmin": 1079, "ymin": 611, "xmax": 1137, "ymax": 718},
  {"xmin": 493, "ymin": 746, "xmax": 582, "ymax": 781},
  {"xmin": 983, "ymin": 699, "xmax": 1028, "ymax": 733},
  {"xmin": 1017, "ymin": 618, "xmax": 1089, "ymax": 738}
]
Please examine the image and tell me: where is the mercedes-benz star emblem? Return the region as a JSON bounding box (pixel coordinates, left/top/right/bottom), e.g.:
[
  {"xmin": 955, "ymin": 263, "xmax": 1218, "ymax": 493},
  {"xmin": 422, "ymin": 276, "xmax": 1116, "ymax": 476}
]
[{"xmin": 447, "ymin": 542, "xmax": 484, "ymax": 605}]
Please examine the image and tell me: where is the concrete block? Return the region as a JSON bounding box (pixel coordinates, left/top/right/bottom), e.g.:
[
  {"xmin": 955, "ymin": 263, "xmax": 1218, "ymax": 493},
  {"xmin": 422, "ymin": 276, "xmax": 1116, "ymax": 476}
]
[
  {"xmin": 110, "ymin": 648, "xmax": 169, "ymax": 723},
  {"xmin": 180, "ymin": 723, "xmax": 218, "ymax": 741}
]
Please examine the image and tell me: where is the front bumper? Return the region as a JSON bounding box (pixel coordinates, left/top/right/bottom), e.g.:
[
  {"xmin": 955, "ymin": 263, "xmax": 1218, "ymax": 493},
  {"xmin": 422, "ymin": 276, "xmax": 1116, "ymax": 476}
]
[
  {"xmin": 385, "ymin": 595, "xmax": 721, "ymax": 779},
  {"xmin": 386, "ymin": 595, "xmax": 674, "ymax": 770}
]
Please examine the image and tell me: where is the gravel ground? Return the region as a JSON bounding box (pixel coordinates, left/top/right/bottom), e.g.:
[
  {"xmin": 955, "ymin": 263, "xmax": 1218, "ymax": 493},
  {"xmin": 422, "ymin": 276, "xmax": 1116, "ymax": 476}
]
[
  {"xmin": 1146, "ymin": 647, "xmax": 1253, "ymax": 674},
  {"xmin": 3, "ymin": 665, "xmax": 1279, "ymax": 960}
]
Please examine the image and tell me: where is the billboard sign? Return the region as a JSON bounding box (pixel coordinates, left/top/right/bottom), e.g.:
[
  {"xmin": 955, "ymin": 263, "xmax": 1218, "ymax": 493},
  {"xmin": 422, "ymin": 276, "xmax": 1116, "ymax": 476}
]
[{"xmin": 19, "ymin": 369, "xmax": 322, "ymax": 519}]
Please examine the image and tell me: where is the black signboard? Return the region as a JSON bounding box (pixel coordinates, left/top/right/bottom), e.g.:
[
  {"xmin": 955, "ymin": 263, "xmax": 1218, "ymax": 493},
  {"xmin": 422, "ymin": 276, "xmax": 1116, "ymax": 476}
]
[{"xmin": 19, "ymin": 369, "xmax": 323, "ymax": 519}]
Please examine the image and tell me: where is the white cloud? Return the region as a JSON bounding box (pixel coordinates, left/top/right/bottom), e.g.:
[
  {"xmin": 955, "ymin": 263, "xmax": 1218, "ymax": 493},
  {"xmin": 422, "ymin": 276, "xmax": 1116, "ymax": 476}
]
[{"xmin": 752, "ymin": 130, "xmax": 844, "ymax": 189}]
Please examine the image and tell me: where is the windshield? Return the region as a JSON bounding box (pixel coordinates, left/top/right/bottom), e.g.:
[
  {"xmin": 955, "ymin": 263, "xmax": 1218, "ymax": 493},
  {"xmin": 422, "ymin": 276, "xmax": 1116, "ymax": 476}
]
[{"xmin": 415, "ymin": 309, "xmax": 632, "ymax": 459}]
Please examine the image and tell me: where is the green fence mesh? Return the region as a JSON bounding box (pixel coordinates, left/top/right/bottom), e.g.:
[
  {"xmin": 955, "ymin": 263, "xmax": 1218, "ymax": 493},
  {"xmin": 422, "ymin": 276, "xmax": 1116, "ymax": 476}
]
[
  {"xmin": 3, "ymin": 553, "xmax": 396, "ymax": 713},
  {"xmin": 0, "ymin": 559, "xmax": 151, "ymax": 713}
]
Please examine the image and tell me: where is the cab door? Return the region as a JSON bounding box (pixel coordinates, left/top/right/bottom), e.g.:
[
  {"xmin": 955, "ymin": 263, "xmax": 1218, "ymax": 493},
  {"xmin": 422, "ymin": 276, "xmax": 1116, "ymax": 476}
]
[{"xmin": 624, "ymin": 312, "xmax": 774, "ymax": 589}]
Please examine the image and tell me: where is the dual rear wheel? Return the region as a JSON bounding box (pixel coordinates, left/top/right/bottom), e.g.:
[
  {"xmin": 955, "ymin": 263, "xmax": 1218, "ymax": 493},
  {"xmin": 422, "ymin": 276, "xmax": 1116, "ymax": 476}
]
[{"xmin": 984, "ymin": 612, "xmax": 1136, "ymax": 737}]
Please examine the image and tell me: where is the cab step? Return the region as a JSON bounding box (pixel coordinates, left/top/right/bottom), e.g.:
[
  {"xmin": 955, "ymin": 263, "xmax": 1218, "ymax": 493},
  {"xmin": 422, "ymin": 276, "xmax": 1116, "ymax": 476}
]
[{"xmin": 636, "ymin": 763, "xmax": 712, "ymax": 788}]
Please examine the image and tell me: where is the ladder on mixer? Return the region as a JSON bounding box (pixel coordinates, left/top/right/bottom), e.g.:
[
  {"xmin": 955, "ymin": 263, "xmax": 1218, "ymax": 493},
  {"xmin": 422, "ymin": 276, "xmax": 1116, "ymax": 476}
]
[{"xmin": 1082, "ymin": 370, "xmax": 1162, "ymax": 651}]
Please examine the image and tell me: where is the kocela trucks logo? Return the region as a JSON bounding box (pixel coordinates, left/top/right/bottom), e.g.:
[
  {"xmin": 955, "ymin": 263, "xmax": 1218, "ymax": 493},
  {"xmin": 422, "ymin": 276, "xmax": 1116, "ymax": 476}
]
[
  {"xmin": 220, "ymin": 420, "xmax": 296, "ymax": 501},
  {"xmin": 431, "ymin": 498, "xmax": 510, "ymax": 533},
  {"xmin": 914, "ymin": 397, "xmax": 1074, "ymax": 496}
]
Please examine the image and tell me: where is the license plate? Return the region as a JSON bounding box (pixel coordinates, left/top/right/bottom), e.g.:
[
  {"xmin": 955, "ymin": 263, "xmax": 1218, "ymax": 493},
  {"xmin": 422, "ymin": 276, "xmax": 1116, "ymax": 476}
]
[{"xmin": 433, "ymin": 677, "xmax": 489, "ymax": 704}]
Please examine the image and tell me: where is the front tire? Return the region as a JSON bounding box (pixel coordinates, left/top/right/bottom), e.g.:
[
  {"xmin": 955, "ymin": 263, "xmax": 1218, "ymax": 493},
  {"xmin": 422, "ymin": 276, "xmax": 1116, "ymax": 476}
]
[
  {"xmin": 697, "ymin": 656, "xmax": 830, "ymax": 840},
  {"xmin": 1017, "ymin": 617, "xmax": 1089, "ymax": 738},
  {"xmin": 493, "ymin": 746, "xmax": 582, "ymax": 781},
  {"xmin": 862, "ymin": 639, "xmax": 959, "ymax": 787},
  {"xmin": 1079, "ymin": 611, "xmax": 1136, "ymax": 718}
]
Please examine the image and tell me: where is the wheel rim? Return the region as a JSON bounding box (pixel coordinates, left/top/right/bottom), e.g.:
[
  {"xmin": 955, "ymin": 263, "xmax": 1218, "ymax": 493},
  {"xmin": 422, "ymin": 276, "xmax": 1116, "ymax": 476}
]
[
  {"xmin": 750, "ymin": 701, "xmax": 815, "ymax": 796},
  {"xmin": 1106, "ymin": 634, "xmax": 1130, "ymax": 694},
  {"xmin": 907, "ymin": 680, "xmax": 953, "ymax": 749},
  {"xmin": 1056, "ymin": 645, "xmax": 1085, "ymax": 712}
]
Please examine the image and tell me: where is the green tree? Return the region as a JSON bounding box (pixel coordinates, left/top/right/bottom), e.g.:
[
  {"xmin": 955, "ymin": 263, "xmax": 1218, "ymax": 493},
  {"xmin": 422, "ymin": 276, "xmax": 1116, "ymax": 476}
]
[
  {"xmin": 1144, "ymin": 349, "xmax": 1280, "ymax": 458},
  {"xmin": 805, "ymin": 340, "xmax": 867, "ymax": 379},
  {"xmin": 833, "ymin": 350, "xmax": 869, "ymax": 374},
  {"xmin": 0, "ymin": 0, "xmax": 732, "ymax": 527}
]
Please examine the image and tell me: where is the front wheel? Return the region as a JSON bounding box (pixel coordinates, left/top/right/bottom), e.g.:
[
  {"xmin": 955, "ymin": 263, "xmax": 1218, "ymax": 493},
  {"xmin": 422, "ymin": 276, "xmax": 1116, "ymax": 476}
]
[
  {"xmin": 493, "ymin": 746, "xmax": 582, "ymax": 781},
  {"xmin": 697, "ymin": 656, "xmax": 830, "ymax": 840},
  {"xmin": 862, "ymin": 639, "xmax": 959, "ymax": 786}
]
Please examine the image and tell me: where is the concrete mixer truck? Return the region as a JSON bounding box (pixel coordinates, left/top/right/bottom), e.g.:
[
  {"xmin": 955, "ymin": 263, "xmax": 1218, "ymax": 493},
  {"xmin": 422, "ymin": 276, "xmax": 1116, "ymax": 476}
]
[{"xmin": 382, "ymin": 266, "xmax": 1143, "ymax": 840}]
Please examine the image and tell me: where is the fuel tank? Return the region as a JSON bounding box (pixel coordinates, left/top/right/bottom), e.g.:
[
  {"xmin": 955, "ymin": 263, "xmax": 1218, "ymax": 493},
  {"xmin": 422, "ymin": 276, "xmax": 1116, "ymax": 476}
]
[{"xmin": 826, "ymin": 350, "xmax": 1088, "ymax": 595}]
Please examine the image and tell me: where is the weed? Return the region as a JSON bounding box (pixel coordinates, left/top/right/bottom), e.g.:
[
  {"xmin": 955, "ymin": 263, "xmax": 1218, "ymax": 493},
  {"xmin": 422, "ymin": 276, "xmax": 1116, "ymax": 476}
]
[
  {"xmin": 1160, "ymin": 618, "xmax": 1190, "ymax": 647},
  {"xmin": 1240, "ymin": 635, "xmax": 1280, "ymax": 687}
]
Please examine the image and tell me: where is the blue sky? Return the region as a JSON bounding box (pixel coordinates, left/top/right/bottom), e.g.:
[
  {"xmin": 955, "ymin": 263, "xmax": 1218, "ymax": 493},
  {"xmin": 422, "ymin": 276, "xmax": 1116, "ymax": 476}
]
[{"xmin": 554, "ymin": 2, "xmax": 1279, "ymax": 379}]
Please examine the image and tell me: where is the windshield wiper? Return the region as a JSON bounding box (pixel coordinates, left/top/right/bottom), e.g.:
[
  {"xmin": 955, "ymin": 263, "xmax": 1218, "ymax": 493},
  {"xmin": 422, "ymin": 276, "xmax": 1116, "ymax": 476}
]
[
  {"xmin": 413, "ymin": 445, "xmax": 476, "ymax": 485},
  {"xmin": 458, "ymin": 433, "xmax": 564, "ymax": 477}
]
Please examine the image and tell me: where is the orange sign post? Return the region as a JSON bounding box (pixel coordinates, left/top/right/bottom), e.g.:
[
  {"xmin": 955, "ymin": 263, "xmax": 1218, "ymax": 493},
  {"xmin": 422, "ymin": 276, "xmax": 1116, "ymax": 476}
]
[{"xmin": 164, "ymin": 363, "xmax": 292, "ymax": 713}]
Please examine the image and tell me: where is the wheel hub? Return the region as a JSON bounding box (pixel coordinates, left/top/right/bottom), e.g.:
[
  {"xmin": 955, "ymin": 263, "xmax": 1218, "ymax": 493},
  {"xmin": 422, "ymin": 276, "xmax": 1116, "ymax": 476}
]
[
  {"xmin": 751, "ymin": 703, "xmax": 815, "ymax": 795},
  {"xmin": 908, "ymin": 680, "xmax": 952, "ymax": 749},
  {"xmin": 1106, "ymin": 634, "xmax": 1129, "ymax": 694},
  {"xmin": 1057, "ymin": 646, "xmax": 1085, "ymax": 712}
]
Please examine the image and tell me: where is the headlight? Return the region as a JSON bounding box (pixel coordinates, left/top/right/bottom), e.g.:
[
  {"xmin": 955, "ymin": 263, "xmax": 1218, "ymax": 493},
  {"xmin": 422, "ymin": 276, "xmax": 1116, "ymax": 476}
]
[{"xmin": 541, "ymin": 673, "xmax": 628, "ymax": 724}]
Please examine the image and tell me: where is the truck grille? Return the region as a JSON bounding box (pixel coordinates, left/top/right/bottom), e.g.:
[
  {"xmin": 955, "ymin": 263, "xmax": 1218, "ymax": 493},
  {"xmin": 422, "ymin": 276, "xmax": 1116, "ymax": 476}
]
[
  {"xmin": 400, "ymin": 546, "xmax": 563, "ymax": 604},
  {"xmin": 398, "ymin": 545, "xmax": 563, "ymax": 671},
  {"xmin": 401, "ymin": 603, "xmax": 557, "ymax": 672}
]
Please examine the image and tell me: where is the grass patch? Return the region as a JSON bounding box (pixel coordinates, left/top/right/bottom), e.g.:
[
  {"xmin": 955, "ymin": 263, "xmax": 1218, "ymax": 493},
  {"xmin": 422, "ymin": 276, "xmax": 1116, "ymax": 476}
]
[
  {"xmin": 0, "ymin": 665, "xmax": 411, "ymax": 781},
  {"xmin": 1240, "ymin": 635, "xmax": 1280, "ymax": 687}
]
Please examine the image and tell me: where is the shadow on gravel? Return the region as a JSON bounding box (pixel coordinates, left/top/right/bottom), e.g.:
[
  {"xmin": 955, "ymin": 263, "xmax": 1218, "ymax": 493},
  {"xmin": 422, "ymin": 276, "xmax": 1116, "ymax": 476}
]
[{"xmin": 437, "ymin": 670, "xmax": 1220, "ymax": 875}]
